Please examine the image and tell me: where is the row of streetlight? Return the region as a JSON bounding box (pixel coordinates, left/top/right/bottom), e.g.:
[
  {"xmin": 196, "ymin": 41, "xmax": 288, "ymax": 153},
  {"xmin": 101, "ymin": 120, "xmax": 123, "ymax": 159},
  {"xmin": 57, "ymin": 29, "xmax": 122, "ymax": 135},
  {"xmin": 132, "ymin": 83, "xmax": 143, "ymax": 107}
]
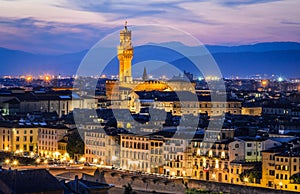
[
  {"xmin": 4, "ymin": 159, "xmax": 19, "ymax": 166},
  {"xmin": 25, "ymin": 75, "xmax": 51, "ymax": 82}
]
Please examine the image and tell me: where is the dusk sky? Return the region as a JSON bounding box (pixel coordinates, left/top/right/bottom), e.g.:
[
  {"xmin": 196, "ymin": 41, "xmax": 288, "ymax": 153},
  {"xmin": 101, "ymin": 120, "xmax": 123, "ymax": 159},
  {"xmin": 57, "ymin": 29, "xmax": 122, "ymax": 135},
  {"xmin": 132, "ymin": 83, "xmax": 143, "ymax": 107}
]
[{"xmin": 0, "ymin": 0, "xmax": 299, "ymax": 54}]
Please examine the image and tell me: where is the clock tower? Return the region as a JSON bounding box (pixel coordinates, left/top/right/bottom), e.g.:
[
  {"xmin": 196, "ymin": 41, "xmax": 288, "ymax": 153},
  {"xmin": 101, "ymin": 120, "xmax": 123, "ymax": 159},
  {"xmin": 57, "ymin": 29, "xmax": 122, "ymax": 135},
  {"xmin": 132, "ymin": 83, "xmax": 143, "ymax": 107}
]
[{"xmin": 118, "ymin": 21, "xmax": 133, "ymax": 83}]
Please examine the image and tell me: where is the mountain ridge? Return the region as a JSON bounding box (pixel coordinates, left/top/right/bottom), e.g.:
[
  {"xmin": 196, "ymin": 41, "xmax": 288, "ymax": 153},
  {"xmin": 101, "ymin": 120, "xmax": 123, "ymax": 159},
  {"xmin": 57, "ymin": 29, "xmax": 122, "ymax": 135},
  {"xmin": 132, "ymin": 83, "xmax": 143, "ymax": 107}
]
[{"xmin": 0, "ymin": 42, "xmax": 299, "ymax": 77}]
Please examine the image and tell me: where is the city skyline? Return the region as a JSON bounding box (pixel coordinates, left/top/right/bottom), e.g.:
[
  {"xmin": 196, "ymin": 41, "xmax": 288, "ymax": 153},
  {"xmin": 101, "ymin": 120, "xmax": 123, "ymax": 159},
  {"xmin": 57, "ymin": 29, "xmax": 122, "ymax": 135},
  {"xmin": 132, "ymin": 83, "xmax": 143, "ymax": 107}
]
[
  {"xmin": 0, "ymin": 0, "xmax": 299, "ymax": 54},
  {"xmin": 0, "ymin": 11, "xmax": 300, "ymax": 193}
]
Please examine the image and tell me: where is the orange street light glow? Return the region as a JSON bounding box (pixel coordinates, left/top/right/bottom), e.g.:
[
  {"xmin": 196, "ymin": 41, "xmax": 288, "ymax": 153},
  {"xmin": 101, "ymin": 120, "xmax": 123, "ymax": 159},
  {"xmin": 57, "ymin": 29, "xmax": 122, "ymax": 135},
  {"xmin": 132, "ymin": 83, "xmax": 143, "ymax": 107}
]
[
  {"xmin": 26, "ymin": 75, "xmax": 33, "ymax": 82},
  {"xmin": 44, "ymin": 75, "xmax": 51, "ymax": 82},
  {"xmin": 261, "ymin": 80, "xmax": 268, "ymax": 87}
]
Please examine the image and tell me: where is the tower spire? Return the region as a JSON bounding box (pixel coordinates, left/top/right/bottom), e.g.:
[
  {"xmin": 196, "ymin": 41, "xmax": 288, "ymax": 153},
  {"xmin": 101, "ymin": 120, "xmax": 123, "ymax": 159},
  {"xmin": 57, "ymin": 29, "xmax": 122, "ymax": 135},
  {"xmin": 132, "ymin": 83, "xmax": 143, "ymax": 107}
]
[{"xmin": 142, "ymin": 67, "xmax": 148, "ymax": 81}]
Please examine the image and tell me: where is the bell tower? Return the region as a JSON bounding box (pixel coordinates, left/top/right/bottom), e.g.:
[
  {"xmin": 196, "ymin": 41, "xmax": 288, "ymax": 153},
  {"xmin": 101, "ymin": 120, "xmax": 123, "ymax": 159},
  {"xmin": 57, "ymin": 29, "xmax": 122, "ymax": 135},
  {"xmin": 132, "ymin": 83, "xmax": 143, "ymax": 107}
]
[{"xmin": 118, "ymin": 21, "xmax": 133, "ymax": 83}]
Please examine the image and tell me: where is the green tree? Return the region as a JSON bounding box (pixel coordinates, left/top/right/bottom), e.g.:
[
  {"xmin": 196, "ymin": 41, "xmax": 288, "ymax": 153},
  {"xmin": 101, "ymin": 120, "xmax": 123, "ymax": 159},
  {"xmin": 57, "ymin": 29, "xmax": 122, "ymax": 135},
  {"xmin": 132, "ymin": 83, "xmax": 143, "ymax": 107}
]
[
  {"xmin": 290, "ymin": 173, "xmax": 300, "ymax": 184},
  {"xmin": 238, "ymin": 162, "xmax": 262, "ymax": 184},
  {"xmin": 66, "ymin": 130, "xmax": 84, "ymax": 158}
]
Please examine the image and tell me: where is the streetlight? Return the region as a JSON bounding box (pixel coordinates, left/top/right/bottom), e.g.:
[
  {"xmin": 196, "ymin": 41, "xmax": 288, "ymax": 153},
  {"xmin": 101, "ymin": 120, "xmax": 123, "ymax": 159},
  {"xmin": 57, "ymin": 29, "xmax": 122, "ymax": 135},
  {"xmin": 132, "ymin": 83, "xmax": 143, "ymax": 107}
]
[
  {"xmin": 12, "ymin": 160, "xmax": 18, "ymax": 166},
  {"xmin": 279, "ymin": 181, "xmax": 283, "ymax": 189},
  {"xmin": 212, "ymin": 173, "xmax": 216, "ymax": 180},
  {"xmin": 26, "ymin": 75, "xmax": 33, "ymax": 82},
  {"xmin": 44, "ymin": 75, "xmax": 51, "ymax": 82},
  {"xmin": 80, "ymin": 157, "xmax": 85, "ymax": 163},
  {"xmin": 36, "ymin": 158, "xmax": 41, "ymax": 164},
  {"xmin": 261, "ymin": 80, "xmax": 268, "ymax": 88},
  {"xmin": 5, "ymin": 159, "xmax": 10, "ymax": 166},
  {"xmin": 93, "ymin": 158, "xmax": 98, "ymax": 164}
]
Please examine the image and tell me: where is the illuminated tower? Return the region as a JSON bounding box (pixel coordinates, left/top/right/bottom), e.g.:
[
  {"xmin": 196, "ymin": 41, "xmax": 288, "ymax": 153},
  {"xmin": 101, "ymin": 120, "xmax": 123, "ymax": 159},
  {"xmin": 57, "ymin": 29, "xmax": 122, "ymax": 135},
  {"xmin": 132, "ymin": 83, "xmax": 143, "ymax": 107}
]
[{"xmin": 118, "ymin": 21, "xmax": 133, "ymax": 83}]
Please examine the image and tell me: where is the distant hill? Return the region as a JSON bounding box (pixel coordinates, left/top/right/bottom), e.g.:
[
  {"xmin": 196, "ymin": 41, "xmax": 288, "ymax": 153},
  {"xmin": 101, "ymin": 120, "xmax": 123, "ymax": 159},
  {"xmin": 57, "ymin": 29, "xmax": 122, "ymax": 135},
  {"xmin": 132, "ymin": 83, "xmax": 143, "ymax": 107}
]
[
  {"xmin": 0, "ymin": 42, "xmax": 299, "ymax": 77},
  {"xmin": 0, "ymin": 48, "xmax": 86, "ymax": 76}
]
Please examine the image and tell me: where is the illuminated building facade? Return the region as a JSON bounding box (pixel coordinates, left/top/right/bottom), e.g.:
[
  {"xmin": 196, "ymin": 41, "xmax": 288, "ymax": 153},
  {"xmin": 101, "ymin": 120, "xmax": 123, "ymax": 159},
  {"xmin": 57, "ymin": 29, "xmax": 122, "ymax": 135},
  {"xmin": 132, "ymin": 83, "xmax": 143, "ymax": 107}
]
[
  {"xmin": 0, "ymin": 126, "xmax": 38, "ymax": 154},
  {"xmin": 84, "ymin": 131, "xmax": 120, "ymax": 166},
  {"xmin": 38, "ymin": 126, "xmax": 68, "ymax": 159},
  {"xmin": 262, "ymin": 147, "xmax": 300, "ymax": 192},
  {"xmin": 120, "ymin": 134, "xmax": 150, "ymax": 172}
]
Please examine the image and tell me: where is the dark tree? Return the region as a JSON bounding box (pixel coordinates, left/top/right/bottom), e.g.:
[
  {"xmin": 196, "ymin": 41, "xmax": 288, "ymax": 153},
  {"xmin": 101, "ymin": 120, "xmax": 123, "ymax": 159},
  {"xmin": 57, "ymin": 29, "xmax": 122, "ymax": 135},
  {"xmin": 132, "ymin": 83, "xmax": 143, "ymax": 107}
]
[{"xmin": 66, "ymin": 130, "xmax": 84, "ymax": 158}]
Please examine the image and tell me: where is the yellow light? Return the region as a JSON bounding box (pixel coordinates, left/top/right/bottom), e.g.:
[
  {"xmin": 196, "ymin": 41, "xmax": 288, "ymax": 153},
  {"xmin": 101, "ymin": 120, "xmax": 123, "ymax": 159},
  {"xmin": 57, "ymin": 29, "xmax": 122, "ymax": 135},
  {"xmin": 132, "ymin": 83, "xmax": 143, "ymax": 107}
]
[
  {"xmin": 36, "ymin": 158, "xmax": 41, "ymax": 163},
  {"xmin": 80, "ymin": 157, "xmax": 85, "ymax": 162},
  {"xmin": 30, "ymin": 152, "xmax": 34, "ymax": 157},
  {"xmin": 54, "ymin": 152, "xmax": 59, "ymax": 157},
  {"xmin": 212, "ymin": 173, "xmax": 216, "ymax": 179},
  {"xmin": 221, "ymin": 151, "xmax": 225, "ymax": 158},
  {"xmin": 5, "ymin": 159, "xmax": 10, "ymax": 164},
  {"xmin": 215, "ymin": 159, "xmax": 219, "ymax": 169},
  {"xmin": 5, "ymin": 147, "xmax": 9, "ymax": 151},
  {"xmin": 19, "ymin": 149, "xmax": 23, "ymax": 153},
  {"xmin": 26, "ymin": 76, "xmax": 33, "ymax": 82},
  {"xmin": 244, "ymin": 177, "xmax": 249, "ymax": 182},
  {"xmin": 209, "ymin": 150, "xmax": 213, "ymax": 157},
  {"xmin": 100, "ymin": 161, "xmax": 104, "ymax": 165},
  {"xmin": 69, "ymin": 159, "xmax": 74, "ymax": 164},
  {"xmin": 93, "ymin": 158, "xmax": 98, "ymax": 163},
  {"xmin": 261, "ymin": 80, "xmax": 268, "ymax": 87},
  {"xmin": 44, "ymin": 75, "xmax": 51, "ymax": 82},
  {"xmin": 12, "ymin": 160, "xmax": 18, "ymax": 166},
  {"xmin": 44, "ymin": 160, "xmax": 48, "ymax": 164}
]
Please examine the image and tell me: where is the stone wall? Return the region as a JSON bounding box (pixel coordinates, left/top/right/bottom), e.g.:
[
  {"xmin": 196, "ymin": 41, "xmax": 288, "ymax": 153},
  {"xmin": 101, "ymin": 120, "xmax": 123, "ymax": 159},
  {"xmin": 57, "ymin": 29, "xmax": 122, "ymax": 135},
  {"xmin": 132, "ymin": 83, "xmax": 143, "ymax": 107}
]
[
  {"xmin": 83, "ymin": 169, "xmax": 186, "ymax": 193},
  {"xmin": 81, "ymin": 169, "xmax": 300, "ymax": 194},
  {"xmin": 187, "ymin": 179, "xmax": 299, "ymax": 194}
]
